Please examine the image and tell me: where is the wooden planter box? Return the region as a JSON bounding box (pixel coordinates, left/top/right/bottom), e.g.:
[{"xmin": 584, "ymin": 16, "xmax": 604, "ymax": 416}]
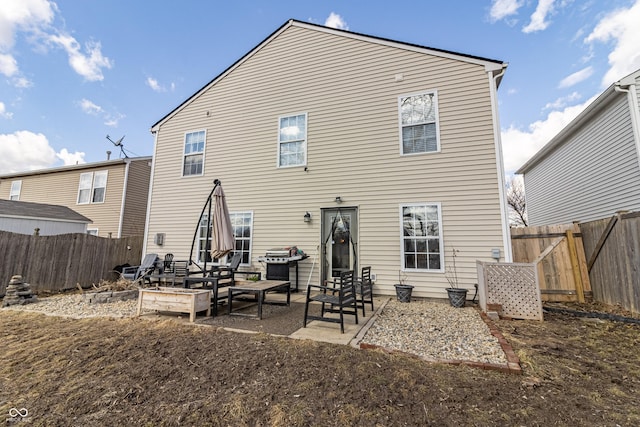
[{"xmin": 137, "ymin": 287, "xmax": 211, "ymax": 322}]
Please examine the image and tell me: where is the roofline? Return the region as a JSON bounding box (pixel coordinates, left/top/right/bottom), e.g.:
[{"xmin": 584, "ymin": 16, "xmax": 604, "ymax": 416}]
[
  {"xmin": 151, "ymin": 18, "xmax": 506, "ymax": 133},
  {"xmin": 517, "ymin": 68, "xmax": 640, "ymax": 174},
  {"xmin": 0, "ymin": 213, "xmax": 92, "ymax": 224},
  {"xmin": 0, "ymin": 156, "xmax": 152, "ymax": 179}
]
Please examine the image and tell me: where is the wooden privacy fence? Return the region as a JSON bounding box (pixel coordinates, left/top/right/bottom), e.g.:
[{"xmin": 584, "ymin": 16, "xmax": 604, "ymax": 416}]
[
  {"xmin": 0, "ymin": 231, "xmax": 143, "ymax": 296},
  {"xmin": 579, "ymin": 211, "xmax": 640, "ymax": 313},
  {"xmin": 511, "ymin": 223, "xmax": 591, "ymax": 302}
]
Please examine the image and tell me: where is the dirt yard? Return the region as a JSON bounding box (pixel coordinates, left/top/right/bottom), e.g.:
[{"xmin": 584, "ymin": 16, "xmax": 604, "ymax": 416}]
[{"xmin": 1, "ymin": 301, "xmax": 639, "ymax": 426}]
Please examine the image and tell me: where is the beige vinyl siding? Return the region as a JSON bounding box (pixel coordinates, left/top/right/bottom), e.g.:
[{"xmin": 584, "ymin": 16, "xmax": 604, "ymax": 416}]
[
  {"xmin": 121, "ymin": 159, "xmax": 151, "ymax": 237},
  {"xmin": 0, "ymin": 164, "xmax": 127, "ymax": 238},
  {"xmin": 148, "ymin": 25, "xmax": 505, "ymax": 298},
  {"xmin": 524, "ymin": 95, "xmax": 640, "ymax": 225}
]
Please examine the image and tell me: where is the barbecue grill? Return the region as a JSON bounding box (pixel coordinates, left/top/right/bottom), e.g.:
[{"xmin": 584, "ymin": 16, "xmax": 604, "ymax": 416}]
[{"xmin": 257, "ymin": 247, "xmax": 307, "ymax": 291}]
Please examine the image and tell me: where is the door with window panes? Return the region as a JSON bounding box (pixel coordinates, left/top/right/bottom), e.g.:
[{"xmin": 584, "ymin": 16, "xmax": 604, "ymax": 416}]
[{"xmin": 321, "ymin": 208, "xmax": 358, "ymax": 284}]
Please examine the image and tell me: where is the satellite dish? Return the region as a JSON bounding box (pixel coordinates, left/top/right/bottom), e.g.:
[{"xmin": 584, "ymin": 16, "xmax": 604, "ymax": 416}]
[
  {"xmin": 105, "ymin": 135, "xmax": 128, "ymax": 158},
  {"xmin": 106, "ymin": 134, "xmax": 125, "ymax": 146}
]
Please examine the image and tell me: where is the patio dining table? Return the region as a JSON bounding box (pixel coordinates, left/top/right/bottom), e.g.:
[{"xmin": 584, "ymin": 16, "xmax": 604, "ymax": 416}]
[{"xmin": 227, "ymin": 280, "xmax": 291, "ymax": 319}]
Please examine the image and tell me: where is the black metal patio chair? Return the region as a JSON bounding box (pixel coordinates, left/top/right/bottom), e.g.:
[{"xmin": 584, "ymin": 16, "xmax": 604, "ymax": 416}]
[{"xmin": 303, "ymin": 269, "xmax": 358, "ymax": 333}]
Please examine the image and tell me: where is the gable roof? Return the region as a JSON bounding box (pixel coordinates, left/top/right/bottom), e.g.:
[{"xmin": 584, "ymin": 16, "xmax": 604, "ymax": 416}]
[
  {"xmin": 0, "ymin": 199, "xmax": 92, "ymax": 224},
  {"xmin": 151, "ymin": 19, "xmax": 506, "ymax": 133},
  {"xmin": 0, "ymin": 156, "xmax": 152, "ymax": 180},
  {"xmin": 517, "ymin": 68, "xmax": 640, "ymax": 174}
]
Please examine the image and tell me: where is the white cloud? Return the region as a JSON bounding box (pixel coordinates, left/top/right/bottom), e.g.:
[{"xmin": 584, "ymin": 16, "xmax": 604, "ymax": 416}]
[
  {"xmin": 78, "ymin": 98, "xmax": 123, "ymax": 127},
  {"xmin": 146, "ymin": 76, "xmax": 165, "ymax": 92},
  {"xmin": 79, "ymin": 98, "xmax": 104, "ymax": 115},
  {"xmin": 489, "ymin": 0, "xmax": 523, "ymax": 22},
  {"xmin": 501, "ymin": 95, "xmax": 597, "ymax": 173},
  {"xmin": 558, "ymin": 66, "xmax": 593, "ymax": 88},
  {"xmin": 48, "ymin": 34, "xmax": 113, "ymax": 81},
  {"xmin": 543, "ymin": 91, "xmax": 581, "ymax": 110},
  {"xmin": 522, "ymin": 0, "xmax": 556, "ymax": 33},
  {"xmin": 0, "ymin": 0, "xmax": 55, "ymax": 49},
  {"xmin": 585, "ymin": 0, "xmax": 640, "ymax": 86},
  {"xmin": 0, "ymin": 53, "xmax": 18, "ymax": 76},
  {"xmin": 103, "ymin": 112, "xmax": 125, "ymax": 127},
  {"xmin": 0, "ymin": 101, "xmax": 13, "ymax": 119},
  {"xmin": 12, "ymin": 76, "xmax": 32, "ymax": 88},
  {"xmin": 0, "ymin": 130, "xmax": 58, "ymax": 173},
  {"xmin": 325, "ymin": 12, "xmax": 348, "ymax": 30},
  {"xmin": 56, "ymin": 148, "xmax": 86, "ymax": 166}
]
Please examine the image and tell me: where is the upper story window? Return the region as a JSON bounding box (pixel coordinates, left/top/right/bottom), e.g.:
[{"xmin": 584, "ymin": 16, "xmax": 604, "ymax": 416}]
[
  {"xmin": 183, "ymin": 130, "xmax": 206, "ymax": 176},
  {"xmin": 401, "ymin": 203, "xmax": 443, "ymax": 271},
  {"xmin": 278, "ymin": 113, "xmax": 307, "ymax": 167},
  {"xmin": 399, "ymin": 91, "xmax": 440, "ymax": 155},
  {"xmin": 77, "ymin": 171, "xmax": 108, "ymax": 204},
  {"xmin": 10, "ymin": 180, "xmax": 21, "ymax": 200}
]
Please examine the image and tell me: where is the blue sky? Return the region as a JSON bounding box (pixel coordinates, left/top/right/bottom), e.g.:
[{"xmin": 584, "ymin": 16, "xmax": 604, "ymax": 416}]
[{"xmin": 1, "ymin": 0, "xmax": 639, "ymax": 175}]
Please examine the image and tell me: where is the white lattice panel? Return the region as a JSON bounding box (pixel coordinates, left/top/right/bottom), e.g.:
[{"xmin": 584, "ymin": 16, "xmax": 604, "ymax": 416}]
[{"xmin": 477, "ymin": 262, "xmax": 543, "ymax": 321}]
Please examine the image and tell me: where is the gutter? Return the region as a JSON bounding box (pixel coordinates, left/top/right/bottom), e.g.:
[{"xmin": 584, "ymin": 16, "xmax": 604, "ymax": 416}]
[
  {"xmin": 488, "ymin": 63, "xmax": 513, "ymax": 262},
  {"xmin": 615, "ymin": 80, "xmax": 640, "ymax": 173}
]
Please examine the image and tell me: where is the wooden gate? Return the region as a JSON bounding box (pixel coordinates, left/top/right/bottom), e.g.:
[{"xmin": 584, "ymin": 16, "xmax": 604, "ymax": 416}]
[{"xmin": 511, "ymin": 223, "xmax": 591, "ymax": 302}]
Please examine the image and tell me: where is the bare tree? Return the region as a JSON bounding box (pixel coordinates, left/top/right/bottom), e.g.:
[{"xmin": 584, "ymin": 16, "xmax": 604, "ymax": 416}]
[{"xmin": 506, "ymin": 175, "xmax": 528, "ymax": 227}]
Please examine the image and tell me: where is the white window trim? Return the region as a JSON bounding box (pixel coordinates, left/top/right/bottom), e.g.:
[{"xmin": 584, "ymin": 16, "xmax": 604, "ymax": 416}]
[
  {"xmin": 398, "ymin": 90, "xmax": 441, "ymax": 156},
  {"xmin": 77, "ymin": 171, "xmax": 108, "ymax": 205},
  {"xmin": 277, "ymin": 112, "xmax": 308, "ymax": 168},
  {"xmin": 87, "ymin": 229, "xmax": 99, "ymax": 236},
  {"xmin": 182, "ymin": 129, "xmax": 207, "ymax": 177},
  {"xmin": 196, "ymin": 210, "xmax": 254, "ymax": 266},
  {"xmin": 399, "ymin": 202, "xmax": 444, "ymax": 272},
  {"xmin": 10, "ymin": 180, "xmax": 21, "ymax": 200},
  {"xmin": 231, "ymin": 210, "xmax": 254, "ymax": 266}
]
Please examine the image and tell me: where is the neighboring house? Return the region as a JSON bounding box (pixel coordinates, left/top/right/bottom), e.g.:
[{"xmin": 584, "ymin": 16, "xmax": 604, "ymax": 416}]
[
  {"xmin": 145, "ymin": 19, "xmax": 512, "ymax": 298},
  {"xmin": 0, "ymin": 199, "xmax": 92, "ymax": 235},
  {"xmin": 0, "ymin": 157, "xmax": 152, "ymax": 238},
  {"xmin": 517, "ymin": 68, "xmax": 640, "ymax": 225}
]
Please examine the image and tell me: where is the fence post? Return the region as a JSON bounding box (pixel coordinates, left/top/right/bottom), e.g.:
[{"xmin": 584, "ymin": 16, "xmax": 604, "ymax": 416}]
[{"xmin": 566, "ymin": 230, "xmax": 585, "ymax": 303}]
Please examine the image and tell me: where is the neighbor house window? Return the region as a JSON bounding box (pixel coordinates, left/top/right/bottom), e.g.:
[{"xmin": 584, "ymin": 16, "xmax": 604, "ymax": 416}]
[
  {"xmin": 197, "ymin": 212, "xmax": 253, "ymax": 265},
  {"xmin": 87, "ymin": 229, "xmax": 98, "ymax": 236},
  {"xmin": 278, "ymin": 113, "xmax": 307, "ymax": 167},
  {"xmin": 10, "ymin": 180, "xmax": 21, "ymax": 200},
  {"xmin": 399, "ymin": 91, "xmax": 439, "ymax": 154},
  {"xmin": 183, "ymin": 130, "xmax": 205, "ymax": 176},
  {"xmin": 401, "ymin": 203, "xmax": 443, "ymax": 271},
  {"xmin": 77, "ymin": 171, "xmax": 108, "ymax": 204}
]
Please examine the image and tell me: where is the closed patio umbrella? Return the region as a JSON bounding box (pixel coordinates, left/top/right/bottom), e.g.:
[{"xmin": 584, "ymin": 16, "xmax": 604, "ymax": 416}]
[{"xmin": 210, "ymin": 183, "xmax": 234, "ymax": 259}]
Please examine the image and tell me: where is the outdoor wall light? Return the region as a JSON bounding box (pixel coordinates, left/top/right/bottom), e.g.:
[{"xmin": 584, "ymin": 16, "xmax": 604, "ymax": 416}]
[
  {"xmin": 335, "ymin": 196, "xmax": 342, "ymax": 204},
  {"xmin": 304, "ymin": 212, "xmax": 312, "ymax": 222}
]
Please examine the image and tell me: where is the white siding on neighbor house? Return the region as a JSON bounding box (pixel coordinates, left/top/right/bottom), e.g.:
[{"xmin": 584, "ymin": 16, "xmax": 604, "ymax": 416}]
[
  {"xmin": 147, "ymin": 24, "xmax": 507, "ymax": 298},
  {"xmin": 0, "ymin": 217, "xmax": 87, "ymax": 235},
  {"xmin": 524, "ymin": 94, "xmax": 640, "ymax": 225}
]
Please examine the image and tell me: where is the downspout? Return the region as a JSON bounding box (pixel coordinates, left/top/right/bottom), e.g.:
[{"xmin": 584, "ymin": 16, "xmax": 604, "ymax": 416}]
[
  {"xmin": 142, "ymin": 129, "xmax": 159, "ymax": 258},
  {"xmin": 487, "ymin": 64, "xmax": 513, "ymax": 262},
  {"xmin": 118, "ymin": 159, "xmax": 131, "ymax": 238},
  {"xmin": 614, "ymin": 82, "xmax": 640, "ymax": 173}
]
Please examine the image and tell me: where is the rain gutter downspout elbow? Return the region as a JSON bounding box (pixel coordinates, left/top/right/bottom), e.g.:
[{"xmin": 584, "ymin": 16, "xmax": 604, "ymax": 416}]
[
  {"xmin": 615, "ymin": 82, "xmax": 640, "ymax": 174},
  {"xmin": 488, "ymin": 64, "xmax": 513, "ymax": 262}
]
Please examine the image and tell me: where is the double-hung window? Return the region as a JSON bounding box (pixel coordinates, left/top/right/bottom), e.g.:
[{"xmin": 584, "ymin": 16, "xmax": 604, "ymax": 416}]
[
  {"xmin": 9, "ymin": 180, "xmax": 21, "ymax": 200},
  {"xmin": 278, "ymin": 113, "xmax": 307, "ymax": 167},
  {"xmin": 399, "ymin": 91, "xmax": 439, "ymax": 154},
  {"xmin": 197, "ymin": 211, "xmax": 253, "ymax": 265},
  {"xmin": 77, "ymin": 171, "xmax": 108, "ymax": 204},
  {"xmin": 401, "ymin": 203, "xmax": 443, "ymax": 271},
  {"xmin": 183, "ymin": 130, "xmax": 205, "ymax": 176}
]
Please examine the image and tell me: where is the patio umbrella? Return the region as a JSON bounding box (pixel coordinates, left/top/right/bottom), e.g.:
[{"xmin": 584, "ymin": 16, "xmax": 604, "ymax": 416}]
[{"xmin": 210, "ymin": 182, "xmax": 235, "ymax": 259}]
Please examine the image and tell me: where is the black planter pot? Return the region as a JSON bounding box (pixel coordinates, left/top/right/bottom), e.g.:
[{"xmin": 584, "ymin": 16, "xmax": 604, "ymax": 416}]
[
  {"xmin": 446, "ymin": 288, "xmax": 468, "ymax": 308},
  {"xmin": 394, "ymin": 284, "xmax": 414, "ymax": 303}
]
